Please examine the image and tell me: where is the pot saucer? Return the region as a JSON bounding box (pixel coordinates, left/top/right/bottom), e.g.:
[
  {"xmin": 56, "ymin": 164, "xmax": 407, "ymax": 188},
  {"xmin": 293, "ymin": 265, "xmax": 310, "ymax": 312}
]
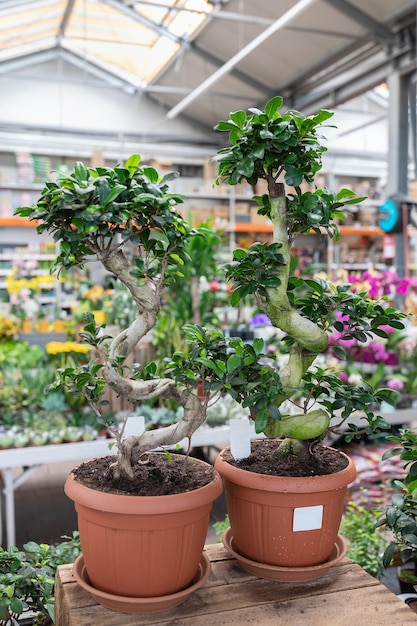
[
  {"xmin": 72, "ymin": 552, "xmax": 211, "ymax": 614},
  {"xmin": 223, "ymin": 527, "xmax": 347, "ymax": 583}
]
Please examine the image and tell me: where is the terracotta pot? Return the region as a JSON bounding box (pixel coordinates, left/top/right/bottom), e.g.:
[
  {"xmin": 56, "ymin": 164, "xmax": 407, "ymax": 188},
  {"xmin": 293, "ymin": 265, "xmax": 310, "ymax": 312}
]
[
  {"xmin": 65, "ymin": 454, "xmax": 223, "ymax": 602},
  {"xmin": 214, "ymin": 443, "xmax": 356, "ymax": 569}
]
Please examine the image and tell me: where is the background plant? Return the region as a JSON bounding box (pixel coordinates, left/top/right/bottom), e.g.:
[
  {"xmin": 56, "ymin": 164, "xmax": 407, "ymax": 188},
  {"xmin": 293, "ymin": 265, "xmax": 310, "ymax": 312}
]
[
  {"xmin": 0, "ymin": 532, "xmax": 80, "ymax": 626},
  {"xmin": 0, "ymin": 340, "xmax": 101, "ymax": 446},
  {"xmin": 152, "ymin": 222, "xmax": 225, "ymax": 364},
  {"xmin": 376, "ymin": 429, "xmax": 417, "ymax": 576},
  {"xmin": 340, "ymin": 499, "xmax": 389, "ymax": 579}
]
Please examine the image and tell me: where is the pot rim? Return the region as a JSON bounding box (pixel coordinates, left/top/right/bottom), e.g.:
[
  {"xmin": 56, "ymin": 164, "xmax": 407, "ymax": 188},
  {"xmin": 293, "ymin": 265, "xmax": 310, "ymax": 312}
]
[
  {"xmin": 215, "ymin": 443, "xmax": 357, "ymax": 493},
  {"xmin": 65, "ymin": 454, "xmax": 223, "ymax": 514}
]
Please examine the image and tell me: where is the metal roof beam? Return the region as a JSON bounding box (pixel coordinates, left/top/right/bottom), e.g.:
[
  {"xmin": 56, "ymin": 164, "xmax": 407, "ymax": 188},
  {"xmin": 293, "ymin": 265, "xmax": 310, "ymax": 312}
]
[
  {"xmin": 290, "ymin": 50, "xmax": 416, "ymax": 115},
  {"xmin": 126, "ymin": 1, "xmax": 273, "ymax": 26},
  {"xmin": 101, "ymin": 0, "xmax": 189, "ymax": 46},
  {"xmin": 59, "ymin": 0, "xmax": 77, "ymax": 39},
  {"xmin": 0, "ymin": 48, "xmax": 58, "ymax": 75},
  {"xmin": 166, "ymin": 0, "xmax": 316, "ymax": 119},
  {"xmin": 190, "ymin": 44, "xmax": 270, "ymax": 97},
  {"xmin": 322, "ymin": 0, "xmax": 394, "ymax": 43},
  {"xmin": 0, "ymin": 38, "xmax": 58, "ymax": 64}
]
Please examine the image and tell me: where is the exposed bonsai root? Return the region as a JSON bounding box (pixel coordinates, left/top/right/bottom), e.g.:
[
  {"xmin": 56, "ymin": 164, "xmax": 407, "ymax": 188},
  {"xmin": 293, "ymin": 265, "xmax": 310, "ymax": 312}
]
[
  {"xmin": 110, "ymin": 390, "xmax": 206, "ymax": 480},
  {"xmin": 276, "ymin": 438, "xmax": 311, "ymax": 461}
]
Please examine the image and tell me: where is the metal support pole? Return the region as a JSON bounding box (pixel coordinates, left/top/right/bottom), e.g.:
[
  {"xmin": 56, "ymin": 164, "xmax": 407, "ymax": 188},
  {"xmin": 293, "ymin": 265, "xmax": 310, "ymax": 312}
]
[
  {"xmin": 387, "ymin": 70, "xmax": 411, "ymax": 275},
  {"xmin": 1, "ymin": 465, "xmax": 41, "ymax": 547}
]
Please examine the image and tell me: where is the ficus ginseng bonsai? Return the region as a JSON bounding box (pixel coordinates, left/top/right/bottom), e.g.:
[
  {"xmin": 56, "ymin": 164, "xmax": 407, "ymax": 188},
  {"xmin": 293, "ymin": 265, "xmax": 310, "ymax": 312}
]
[
  {"xmin": 15, "ymin": 96, "xmax": 407, "ymax": 482},
  {"xmin": 196, "ymin": 94, "xmax": 407, "ymax": 460},
  {"xmin": 15, "ymin": 155, "xmax": 215, "ymax": 481}
]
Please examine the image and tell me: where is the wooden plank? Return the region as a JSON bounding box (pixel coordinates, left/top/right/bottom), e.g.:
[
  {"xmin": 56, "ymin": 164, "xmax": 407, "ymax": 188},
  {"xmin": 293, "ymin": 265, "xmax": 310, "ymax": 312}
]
[
  {"xmin": 55, "ymin": 578, "xmax": 417, "ymax": 626},
  {"xmin": 167, "ymin": 586, "xmax": 417, "ymax": 625},
  {"xmin": 55, "ymin": 555, "xmax": 383, "ymax": 626}
]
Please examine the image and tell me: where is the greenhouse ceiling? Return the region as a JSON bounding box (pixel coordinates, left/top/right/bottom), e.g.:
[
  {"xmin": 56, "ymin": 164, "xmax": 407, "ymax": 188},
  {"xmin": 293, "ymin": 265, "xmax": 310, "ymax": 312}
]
[{"xmin": 0, "ymin": 0, "xmax": 415, "ymax": 130}]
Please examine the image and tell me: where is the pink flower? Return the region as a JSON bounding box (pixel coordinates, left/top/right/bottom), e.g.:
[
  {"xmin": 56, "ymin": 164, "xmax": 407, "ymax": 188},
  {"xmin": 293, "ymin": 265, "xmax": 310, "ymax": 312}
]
[
  {"xmin": 379, "ymin": 324, "xmax": 394, "ymax": 335},
  {"xmin": 209, "ymin": 280, "xmax": 220, "ymax": 292},
  {"xmin": 24, "ymin": 259, "xmax": 38, "ymax": 271},
  {"xmin": 386, "ymin": 378, "xmax": 405, "ymax": 390},
  {"xmin": 19, "ymin": 287, "xmax": 31, "ymax": 302},
  {"xmin": 336, "ymin": 311, "xmax": 350, "ymax": 323},
  {"xmin": 338, "ymin": 371, "xmax": 349, "ymax": 383}
]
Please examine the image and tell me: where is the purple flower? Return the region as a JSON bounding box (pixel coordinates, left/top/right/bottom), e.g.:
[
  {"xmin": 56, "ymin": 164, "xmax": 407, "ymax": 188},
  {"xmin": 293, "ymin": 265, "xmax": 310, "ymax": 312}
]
[{"xmin": 249, "ymin": 314, "xmax": 272, "ymax": 326}]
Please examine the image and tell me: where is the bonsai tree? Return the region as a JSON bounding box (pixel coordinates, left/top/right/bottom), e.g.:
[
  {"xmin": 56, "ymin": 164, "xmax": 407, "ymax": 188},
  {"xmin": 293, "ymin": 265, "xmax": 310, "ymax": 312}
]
[
  {"xmin": 15, "ymin": 97, "xmax": 407, "ymax": 481},
  {"xmin": 179, "ymin": 95, "xmax": 406, "ymax": 461},
  {"xmin": 15, "ymin": 156, "xmax": 215, "ymax": 481}
]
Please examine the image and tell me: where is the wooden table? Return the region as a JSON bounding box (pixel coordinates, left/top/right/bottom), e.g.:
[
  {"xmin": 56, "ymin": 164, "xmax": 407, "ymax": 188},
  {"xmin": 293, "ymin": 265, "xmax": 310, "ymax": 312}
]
[{"xmin": 55, "ymin": 543, "xmax": 417, "ymax": 625}]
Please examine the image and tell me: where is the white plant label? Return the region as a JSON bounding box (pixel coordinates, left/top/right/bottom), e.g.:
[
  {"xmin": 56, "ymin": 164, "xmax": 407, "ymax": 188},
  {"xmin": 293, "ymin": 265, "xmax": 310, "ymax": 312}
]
[
  {"xmin": 230, "ymin": 418, "xmax": 251, "ymax": 460},
  {"xmin": 123, "ymin": 415, "xmax": 145, "ymax": 438},
  {"xmin": 293, "ymin": 505, "xmax": 323, "ymax": 532}
]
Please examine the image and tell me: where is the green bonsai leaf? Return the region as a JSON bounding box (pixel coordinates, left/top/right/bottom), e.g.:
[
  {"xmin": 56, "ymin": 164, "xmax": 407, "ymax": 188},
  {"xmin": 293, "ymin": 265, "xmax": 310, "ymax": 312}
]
[
  {"xmin": 229, "ymin": 110, "xmax": 247, "ymax": 127},
  {"xmin": 124, "ymin": 153, "xmax": 141, "ymax": 172},
  {"xmin": 264, "ymin": 95, "xmax": 283, "ymax": 117}
]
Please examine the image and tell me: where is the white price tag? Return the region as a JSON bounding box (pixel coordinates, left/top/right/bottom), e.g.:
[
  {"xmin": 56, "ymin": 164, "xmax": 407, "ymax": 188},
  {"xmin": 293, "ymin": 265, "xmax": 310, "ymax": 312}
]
[
  {"xmin": 230, "ymin": 418, "xmax": 251, "ymax": 460},
  {"xmin": 293, "ymin": 505, "xmax": 323, "ymax": 532},
  {"xmin": 123, "ymin": 415, "xmax": 145, "ymax": 438}
]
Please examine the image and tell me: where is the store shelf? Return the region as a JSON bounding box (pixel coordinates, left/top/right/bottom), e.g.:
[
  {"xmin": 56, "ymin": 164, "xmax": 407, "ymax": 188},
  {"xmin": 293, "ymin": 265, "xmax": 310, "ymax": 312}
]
[
  {"xmin": 0, "ymin": 184, "xmax": 43, "ymax": 191},
  {"xmin": 232, "ymin": 222, "xmax": 272, "ymax": 233},
  {"xmin": 0, "ymin": 217, "xmax": 37, "ymax": 227},
  {"xmin": 338, "ymin": 226, "xmax": 383, "ymax": 236}
]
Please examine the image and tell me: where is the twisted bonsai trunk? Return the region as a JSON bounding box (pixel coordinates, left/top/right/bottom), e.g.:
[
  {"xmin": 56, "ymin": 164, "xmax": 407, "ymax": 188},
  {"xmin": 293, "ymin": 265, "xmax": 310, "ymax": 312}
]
[
  {"xmin": 91, "ymin": 244, "xmax": 208, "ymax": 480},
  {"xmin": 261, "ymin": 179, "xmax": 329, "ymax": 449}
]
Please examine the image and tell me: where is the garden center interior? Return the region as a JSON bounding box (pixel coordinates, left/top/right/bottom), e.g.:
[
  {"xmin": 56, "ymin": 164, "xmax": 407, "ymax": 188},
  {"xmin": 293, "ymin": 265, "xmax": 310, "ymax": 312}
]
[{"xmin": 0, "ymin": 0, "xmax": 417, "ymax": 616}]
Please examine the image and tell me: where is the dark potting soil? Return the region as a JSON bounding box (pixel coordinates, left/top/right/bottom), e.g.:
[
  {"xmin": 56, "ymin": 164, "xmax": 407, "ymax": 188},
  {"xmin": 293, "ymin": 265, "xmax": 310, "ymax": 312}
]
[
  {"xmin": 72, "ymin": 453, "xmax": 217, "ymax": 496},
  {"xmin": 222, "ymin": 440, "xmax": 349, "ymax": 477}
]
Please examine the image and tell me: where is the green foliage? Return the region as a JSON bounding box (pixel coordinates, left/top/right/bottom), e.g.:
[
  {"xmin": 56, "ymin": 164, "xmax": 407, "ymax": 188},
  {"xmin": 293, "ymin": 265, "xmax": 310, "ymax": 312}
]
[
  {"xmin": 376, "ymin": 430, "xmax": 417, "ymax": 569},
  {"xmin": 11, "ymin": 101, "xmax": 410, "ymax": 466},
  {"xmin": 224, "ymin": 243, "xmax": 285, "ymax": 305},
  {"xmin": 213, "ymin": 515, "xmax": 230, "ymax": 542},
  {"xmin": 214, "ymin": 97, "xmax": 365, "ymax": 239},
  {"xmin": 340, "ymin": 501, "xmax": 389, "ymax": 579},
  {"xmin": 215, "ymin": 99, "xmax": 333, "ymax": 188},
  {"xmin": 0, "ymin": 532, "xmax": 81, "ymax": 625},
  {"xmin": 208, "ymin": 96, "xmax": 407, "ymax": 447},
  {"xmin": 166, "ymin": 326, "xmax": 283, "ymax": 433},
  {"xmin": 15, "ymin": 155, "xmax": 189, "ymax": 276}
]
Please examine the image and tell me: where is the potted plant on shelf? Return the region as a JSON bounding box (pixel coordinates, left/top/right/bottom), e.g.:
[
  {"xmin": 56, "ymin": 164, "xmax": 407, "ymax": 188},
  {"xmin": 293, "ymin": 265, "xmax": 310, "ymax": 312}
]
[
  {"xmin": 203, "ymin": 95, "xmax": 407, "ymax": 582},
  {"xmin": 15, "ymin": 156, "xmax": 224, "ymax": 614}
]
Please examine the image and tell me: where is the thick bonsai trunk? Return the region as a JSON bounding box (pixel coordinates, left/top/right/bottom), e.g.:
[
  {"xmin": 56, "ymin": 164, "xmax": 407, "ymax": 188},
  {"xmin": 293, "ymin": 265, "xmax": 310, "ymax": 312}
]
[
  {"xmin": 262, "ymin": 180, "xmax": 329, "ymax": 443},
  {"xmin": 266, "ymin": 182, "xmax": 328, "ymax": 354},
  {"xmin": 93, "ymin": 246, "xmax": 207, "ymax": 480}
]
